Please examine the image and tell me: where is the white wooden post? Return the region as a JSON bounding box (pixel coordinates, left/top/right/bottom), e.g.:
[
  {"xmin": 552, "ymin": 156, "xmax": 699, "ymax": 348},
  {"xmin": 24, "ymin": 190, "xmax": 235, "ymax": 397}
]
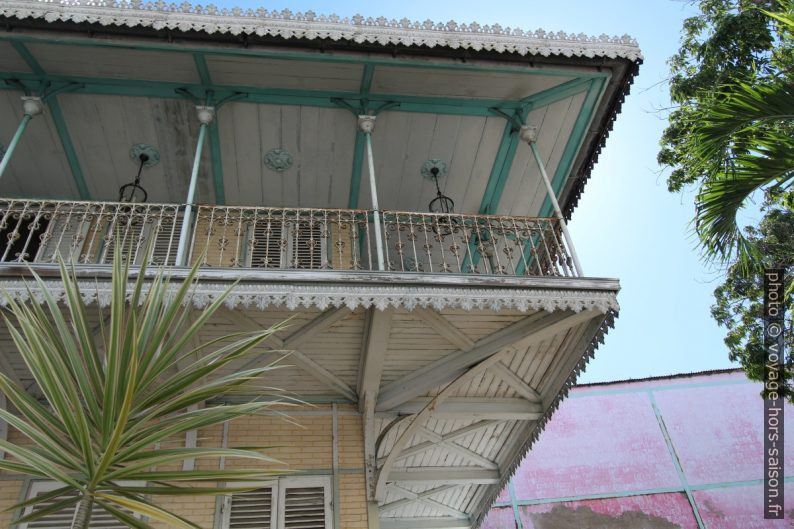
[
  {"xmin": 521, "ymin": 125, "xmax": 584, "ymax": 276},
  {"xmin": 0, "ymin": 97, "xmax": 43, "ymax": 179},
  {"xmin": 176, "ymin": 105, "xmax": 215, "ymax": 266},
  {"xmin": 359, "ymin": 115, "xmax": 386, "ymax": 271},
  {"xmin": 0, "ymin": 392, "xmax": 7, "ymax": 460}
]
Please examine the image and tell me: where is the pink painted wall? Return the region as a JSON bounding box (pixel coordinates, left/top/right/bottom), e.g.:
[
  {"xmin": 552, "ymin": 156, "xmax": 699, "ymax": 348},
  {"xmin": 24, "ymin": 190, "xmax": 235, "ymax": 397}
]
[{"xmin": 482, "ymin": 371, "xmax": 794, "ymax": 529}]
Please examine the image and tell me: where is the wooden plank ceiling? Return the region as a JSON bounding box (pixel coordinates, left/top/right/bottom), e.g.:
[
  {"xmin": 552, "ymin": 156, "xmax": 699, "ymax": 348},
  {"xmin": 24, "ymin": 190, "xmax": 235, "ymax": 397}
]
[
  {"xmin": 0, "ymin": 38, "xmax": 599, "ymax": 216},
  {"xmin": 0, "ymin": 299, "xmax": 610, "ymax": 529}
]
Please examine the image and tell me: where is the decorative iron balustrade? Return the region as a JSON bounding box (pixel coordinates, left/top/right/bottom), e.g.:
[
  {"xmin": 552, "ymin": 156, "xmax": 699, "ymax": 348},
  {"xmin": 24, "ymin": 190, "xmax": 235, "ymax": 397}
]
[{"xmin": 0, "ymin": 199, "xmax": 578, "ymax": 277}]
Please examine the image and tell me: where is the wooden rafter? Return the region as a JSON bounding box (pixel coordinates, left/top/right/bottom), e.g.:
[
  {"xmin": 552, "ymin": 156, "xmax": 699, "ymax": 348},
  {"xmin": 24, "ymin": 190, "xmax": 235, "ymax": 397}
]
[
  {"xmin": 377, "ymin": 310, "xmax": 598, "ymax": 411},
  {"xmin": 381, "ymin": 420, "xmax": 501, "ymax": 465},
  {"xmin": 380, "ymin": 397, "xmax": 541, "ymax": 420},
  {"xmin": 416, "ymin": 427, "xmax": 498, "ymax": 470},
  {"xmin": 488, "ymin": 361, "xmax": 542, "ymax": 402},
  {"xmin": 234, "ymin": 309, "xmax": 358, "ymax": 402},
  {"xmin": 381, "ymin": 484, "xmax": 466, "ymax": 519}
]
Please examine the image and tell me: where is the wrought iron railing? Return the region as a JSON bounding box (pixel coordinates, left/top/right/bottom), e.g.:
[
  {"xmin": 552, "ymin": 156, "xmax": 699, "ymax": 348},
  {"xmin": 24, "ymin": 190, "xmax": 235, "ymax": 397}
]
[
  {"xmin": 0, "ymin": 199, "xmax": 578, "ymax": 277},
  {"xmin": 382, "ymin": 211, "xmax": 577, "ymax": 277}
]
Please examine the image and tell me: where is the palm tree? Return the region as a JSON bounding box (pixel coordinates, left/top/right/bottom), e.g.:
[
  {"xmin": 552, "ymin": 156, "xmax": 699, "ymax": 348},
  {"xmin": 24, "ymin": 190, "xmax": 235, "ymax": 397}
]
[
  {"xmin": 690, "ymin": 2, "xmax": 794, "ymax": 271},
  {"xmin": 0, "ymin": 252, "xmax": 288, "ymax": 529}
]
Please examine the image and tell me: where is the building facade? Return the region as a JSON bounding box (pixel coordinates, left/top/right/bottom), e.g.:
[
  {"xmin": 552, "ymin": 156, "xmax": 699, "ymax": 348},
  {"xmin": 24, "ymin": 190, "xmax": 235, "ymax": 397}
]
[
  {"xmin": 0, "ymin": 2, "xmax": 641, "ymax": 528},
  {"xmin": 482, "ymin": 370, "xmax": 794, "ymax": 529}
]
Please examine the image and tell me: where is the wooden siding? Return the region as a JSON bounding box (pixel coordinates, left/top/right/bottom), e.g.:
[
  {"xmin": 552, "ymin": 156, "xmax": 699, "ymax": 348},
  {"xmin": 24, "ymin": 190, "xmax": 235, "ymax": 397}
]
[
  {"xmin": 55, "ymin": 94, "xmax": 214, "ymax": 203},
  {"xmin": 26, "ymin": 42, "xmax": 200, "ymax": 83},
  {"xmin": 370, "ymin": 66, "xmax": 569, "ymax": 100},
  {"xmin": 218, "ymin": 104, "xmax": 356, "ymax": 208},
  {"xmin": 206, "ymin": 54, "xmax": 364, "ymax": 92}
]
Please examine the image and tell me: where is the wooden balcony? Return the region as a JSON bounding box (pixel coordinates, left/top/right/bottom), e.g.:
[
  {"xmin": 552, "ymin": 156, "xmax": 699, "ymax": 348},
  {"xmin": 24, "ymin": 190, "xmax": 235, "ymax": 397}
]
[{"xmin": 0, "ymin": 198, "xmax": 579, "ymax": 278}]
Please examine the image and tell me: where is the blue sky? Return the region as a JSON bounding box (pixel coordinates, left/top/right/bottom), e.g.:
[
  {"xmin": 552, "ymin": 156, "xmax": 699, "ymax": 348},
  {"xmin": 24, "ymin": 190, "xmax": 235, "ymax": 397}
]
[{"xmin": 216, "ymin": 0, "xmax": 737, "ymax": 382}]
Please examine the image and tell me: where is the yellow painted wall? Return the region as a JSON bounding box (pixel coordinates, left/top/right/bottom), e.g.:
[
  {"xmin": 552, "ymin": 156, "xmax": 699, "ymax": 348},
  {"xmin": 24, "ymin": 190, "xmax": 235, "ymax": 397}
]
[{"xmin": 0, "ymin": 405, "xmax": 369, "ymax": 529}]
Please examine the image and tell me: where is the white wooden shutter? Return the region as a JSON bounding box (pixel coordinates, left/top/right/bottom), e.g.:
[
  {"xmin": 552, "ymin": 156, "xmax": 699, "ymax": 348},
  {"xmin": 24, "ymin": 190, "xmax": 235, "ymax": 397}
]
[
  {"xmin": 102, "ymin": 217, "xmax": 146, "ymax": 265},
  {"xmin": 37, "ymin": 214, "xmax": 92, "ymax": 264},
  {"xmin": 222, "ymin": 485, "xmax": 277, "ymax": 529},
  {"xmin": 248, "ymin": 219, "xmax": 286, "ymax": 268},
  {"xmin": 278, "ymin": 478, "xmax": 332, "ymax": 529},
  {"xmin": 246, "ymin": 218, "xmax": 325, "ymax": 269},
  {"xmin": 290, "ymin": 220, "xmax": 326, "ymax": 270},
  {"xmin": 149, "ymin": 213, "xmax": 183, "ymax": 266},
  {"xmin": 20, "ymin": 481, "xmax": 138, "ymax": 529},
  {"xmin": 221, "ymin": 478, "xmax": 331, "ymax": 529}
]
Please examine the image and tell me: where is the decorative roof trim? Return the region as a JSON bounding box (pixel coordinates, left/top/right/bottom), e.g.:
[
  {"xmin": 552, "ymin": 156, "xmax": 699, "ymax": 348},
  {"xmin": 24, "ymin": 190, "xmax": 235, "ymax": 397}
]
[
  {"xmin": 472, "ymin": 309, "xmax": 617, "ymax": 528},
  {"xmin": 1, "ymin": 0, "xmax": 643, "ymax": 61},
  {"xmin": 0, "ymin": 278, "xmax": 620, "ymax": 313}
]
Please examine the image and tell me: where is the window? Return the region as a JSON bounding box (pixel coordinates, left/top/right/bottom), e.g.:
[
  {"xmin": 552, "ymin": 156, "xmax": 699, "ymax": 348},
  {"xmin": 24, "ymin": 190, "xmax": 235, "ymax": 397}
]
[
  {"xmin": 19, "ymin": 481, "xmax": 141, "ymax": 529},
  {"xmin": 102, "ymin": 213, "xmax": 184, "ymax": 266},
  {"xmin": 244, "ymin": 218, "xmax": 327, "ymax": 270},
  {"xmin": 220, "ymin": 477, "xmax": 332, "ymax": 529}
]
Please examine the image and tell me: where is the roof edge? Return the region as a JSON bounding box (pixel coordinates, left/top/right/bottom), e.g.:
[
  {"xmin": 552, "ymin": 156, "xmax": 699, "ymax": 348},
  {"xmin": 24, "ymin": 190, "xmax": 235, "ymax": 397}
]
[
  {"xmin": 1, "ymin": 0, "xmax": 643, "ymax": 61},
  {"xmin": 472, "ymin": 308, "xmax": 617, "ymax": 528},
  {"xmin": 575, "ymin": 367, "xmax": 744, "ymax": 388}
]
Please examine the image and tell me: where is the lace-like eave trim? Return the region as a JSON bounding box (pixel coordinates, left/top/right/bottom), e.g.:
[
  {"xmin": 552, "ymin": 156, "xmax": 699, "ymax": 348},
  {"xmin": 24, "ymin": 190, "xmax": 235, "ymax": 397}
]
[{"xmin": 1, "ymin": 0, "xmax": 643, "ymax": 61}]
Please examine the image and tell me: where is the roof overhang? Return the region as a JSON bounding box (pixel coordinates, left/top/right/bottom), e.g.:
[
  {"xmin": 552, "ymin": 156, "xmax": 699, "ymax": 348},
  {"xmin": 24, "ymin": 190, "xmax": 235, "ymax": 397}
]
[{"xmin": 0, "ymin": 1, "xmax": 641, "ymax": 219}]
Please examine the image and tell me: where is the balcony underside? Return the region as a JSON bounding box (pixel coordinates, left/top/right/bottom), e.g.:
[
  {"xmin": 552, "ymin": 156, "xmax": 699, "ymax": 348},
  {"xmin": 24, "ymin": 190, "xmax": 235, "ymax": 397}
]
[{"xmin": 0, "ymin": 265, "xmax": 618, "ymax": 529}]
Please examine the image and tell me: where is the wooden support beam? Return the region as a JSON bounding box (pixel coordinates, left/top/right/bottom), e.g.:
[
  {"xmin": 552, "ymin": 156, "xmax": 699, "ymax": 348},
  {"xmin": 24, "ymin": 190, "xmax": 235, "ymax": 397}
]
[
  {"xmin": 381, "ymin": 420, "xmax": 501, "ymax": 465},
  {"xmin": 375, "ymin": 349, "xmax": 511, "ymax": 501},
  {"xmin": 357, "ymin": 308, "xmax": 394, "ymax": 405},
  {"xmin": 488, "ymin": 362, "xmax": 542, "ymax": 402},
  {"xmin": 381, "ymin": 484, "xmax": 466, "ymax": 519},
  {"xmin": 413, "ymin": 307, "xmax": 474, "ymax": 351},
  {"xmin": 380, "ymin": 398, "xmax": 541, "ymax": 420},
  {"xmin": 380, "ymin": 518, "xmax": 470, "ymax": 529},
  {"xmin": 362, "ymin": 392, "xmax": 378, "ymax": 501},
  {"xmin": 0, "ymin": 392, "xmax": 6, "ymax": 460},
  {"xmin": 234, "ymin": 310, "xmax": 357, "ymax": 402},
  {"xmin": 377, "ymin": 310, "xmax": 598, "ymax": 411},
  {"xmin": 283, "ymin": 307, "xmax": 351, "ymax": 349},
  {"xmin": 388, "ymin": 468, "xmax": 499, "ymax": 485},
  {"xmin": 539, "ymin": 315, "xmax": 607, "ymax": 405},
  {"xmin": 182, "ymin": 403, "xmax": 199, "ymax": 471},
  {"xmin": 416, "ymin": 427, "xmax": 498, "ymax": 470}
]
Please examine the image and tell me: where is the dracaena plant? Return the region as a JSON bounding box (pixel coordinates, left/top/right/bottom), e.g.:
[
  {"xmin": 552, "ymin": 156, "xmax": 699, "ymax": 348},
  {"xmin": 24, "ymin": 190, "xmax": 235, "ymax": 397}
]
[{"xmin": 0, "ymin": 252, "xmax": 288, "ymax": 529}]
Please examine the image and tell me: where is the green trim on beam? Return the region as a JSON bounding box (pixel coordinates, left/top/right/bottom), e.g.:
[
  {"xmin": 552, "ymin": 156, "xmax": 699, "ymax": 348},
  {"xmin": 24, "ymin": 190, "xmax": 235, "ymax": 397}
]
[
  {"xmin": 348, "ymin": 131, "xmax": 366, "ymax": 209},
  {"xmin": 520, "ymin": 76, "xmax": 592, "ymax": 108},
  {"xmin": 9, "ymin": 40, "xmax": 44, "ymax": 76},
  {"xmin": 478, "ymin": 107, "xmax": 531, "ymax": 215},
  {"xmin": 478, "ymin": 76, "xmax": 595, "ymax": 218},
  {"xmin": 0, "ymin": 71, "xmax": 524, "ymax": 117},
  {"xmin": 542, "ymin": 77, "xmax": 608, "ymax": 209},
  {"xmin": 0, "ymin": 34, "xmax": 611, "ymax": 80},
  {"xmin": 191, "ymin": 52, "xmax": 225, "ymax": 204},
  {"xmin": 48, "ymin": 97, "xmax": 90, "ymax": 199},
  {"xmin": 193, "ymin": 52, "xmax": 212, "ymax": 85},
  {"xmin": 207, "ymin": 120, "xmax": 225, "ymax": 205},
  {"xmin": 347, "ymin": 64, "xmax": 375, "ymax": 209},
  {"xmin": 515, "ymin": 77, "xmax": 606, "ymax": 275},
  {"xmin": 8, "ymin": 41, "xmax": 90, "ymax": 199},
  {"xmin": 460, "ymin": 105, "xmax": 528, "ymax": 271}
]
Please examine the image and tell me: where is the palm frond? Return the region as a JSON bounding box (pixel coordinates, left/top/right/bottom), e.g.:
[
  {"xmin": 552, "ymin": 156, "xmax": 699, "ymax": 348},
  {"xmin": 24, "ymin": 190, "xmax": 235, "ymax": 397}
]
[{"xmin": 0, "ymin": 248, "xmax": 289, "ymax": 528}]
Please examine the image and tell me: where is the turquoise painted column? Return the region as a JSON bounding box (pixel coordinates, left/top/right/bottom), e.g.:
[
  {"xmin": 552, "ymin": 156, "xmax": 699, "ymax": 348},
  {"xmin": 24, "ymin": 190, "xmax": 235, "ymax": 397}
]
[
  {"xmin": 176, "ymin": 105, "xmax": 215, "ymax": 266},
  {"xmin": 521, "ymin": 125, "xmax": 584, "ymax": 276},
  {"xmin": 358, "ymin": 115, "xmax": 386, "ymax": 271},
  {"xmin": 0, "ymin": 96, "xmax": 43, "ymax": 179}
]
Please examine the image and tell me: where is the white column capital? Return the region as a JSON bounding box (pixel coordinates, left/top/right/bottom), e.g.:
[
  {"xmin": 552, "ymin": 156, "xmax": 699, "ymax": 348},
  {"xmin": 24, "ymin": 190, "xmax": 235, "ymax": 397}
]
[
  {"xmin": 195, "ymin": 105, "xmax": 216, "ymax": 125},
  {"xmin": 519, "ymin": 124, "xmax": 538, "ymax": 144},
  {"xmin": 358, "ymin": 114, "xmax": 377, "ymax": 134},
  {"xmin": 21, "ymin": 96, "xmax": 43, "ymax": 118}
]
